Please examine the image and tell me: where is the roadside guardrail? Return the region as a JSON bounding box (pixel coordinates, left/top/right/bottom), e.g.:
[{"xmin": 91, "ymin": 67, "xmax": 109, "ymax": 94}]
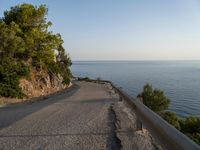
[{"xmin": 76, "ymin": 77, "xmax": 200, "ymax": 150}]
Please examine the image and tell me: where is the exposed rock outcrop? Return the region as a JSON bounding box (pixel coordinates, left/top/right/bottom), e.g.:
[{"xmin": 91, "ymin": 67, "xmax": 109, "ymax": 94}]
[{"xmin": 19, "ymin": 68, "xmax": 68, "ymax": 98}]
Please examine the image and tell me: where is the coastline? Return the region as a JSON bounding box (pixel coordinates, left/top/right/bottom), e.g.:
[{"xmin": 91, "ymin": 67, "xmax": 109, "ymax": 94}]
[{"xmin": 0, "ymin": 78, "xmax": 199, "ymax": 148}]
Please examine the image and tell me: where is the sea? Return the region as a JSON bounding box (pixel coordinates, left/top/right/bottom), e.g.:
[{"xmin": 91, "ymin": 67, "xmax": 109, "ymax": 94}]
[{"xmin": 71, "ymin": 60, "xmax": 200, "ymax": 118}]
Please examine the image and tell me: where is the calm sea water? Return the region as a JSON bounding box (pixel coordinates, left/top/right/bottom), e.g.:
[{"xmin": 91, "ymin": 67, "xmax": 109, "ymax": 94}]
[{"xmin": 71, "ymin": 61, "xmax": 200, "ymax": 118}]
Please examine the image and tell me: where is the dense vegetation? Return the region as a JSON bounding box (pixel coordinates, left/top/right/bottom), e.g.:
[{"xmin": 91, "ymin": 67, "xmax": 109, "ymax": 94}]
[
  {"xmin": 0, "ymin": 4, "xmax": 71, "ymax": 98},
  {"xmin": 138, "ymin": 83, "xmax": 200, "ymax": 145}
]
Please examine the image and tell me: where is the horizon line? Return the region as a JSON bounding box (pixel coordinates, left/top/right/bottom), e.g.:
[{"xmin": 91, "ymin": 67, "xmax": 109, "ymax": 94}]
[{"xmin": 72, "ymin": 59, "xmax": 200, "ymax": 62}]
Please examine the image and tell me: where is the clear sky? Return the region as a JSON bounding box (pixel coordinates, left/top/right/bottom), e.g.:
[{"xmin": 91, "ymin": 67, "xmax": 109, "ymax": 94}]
[{"xmin": 1, "ymin": 0, "xmax": 200, "ymax": 60}]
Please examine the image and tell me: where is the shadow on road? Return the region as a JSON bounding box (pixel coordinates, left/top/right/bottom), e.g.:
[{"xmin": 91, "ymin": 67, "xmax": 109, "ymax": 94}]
[{"xmin": 0, "ymin": 84, "xmax": 80, "ymax": 129}]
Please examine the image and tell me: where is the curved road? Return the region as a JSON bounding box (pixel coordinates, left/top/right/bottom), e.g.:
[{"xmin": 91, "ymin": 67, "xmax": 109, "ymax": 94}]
[{"xmin": 0, "ymin": 81, "xmax": 157, "ymax": 150}]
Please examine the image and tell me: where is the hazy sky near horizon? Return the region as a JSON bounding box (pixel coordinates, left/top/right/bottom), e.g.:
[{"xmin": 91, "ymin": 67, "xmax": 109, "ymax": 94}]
[{"xmin": 1, "ymin": 0, "xmax": 200, "ymax": 60}]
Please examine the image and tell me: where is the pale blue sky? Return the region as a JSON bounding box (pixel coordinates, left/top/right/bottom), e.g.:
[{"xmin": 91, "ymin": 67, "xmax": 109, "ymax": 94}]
[{"xmin": 1, "ymin": 0, "xmax": 200, "ymax": 60}]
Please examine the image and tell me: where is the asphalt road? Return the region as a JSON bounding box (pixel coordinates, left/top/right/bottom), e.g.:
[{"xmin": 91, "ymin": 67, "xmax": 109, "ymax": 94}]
[
  {"xmin": 0, "ymin": 81, "xmax": 122, "ymax": 150},
  {"xmin": 0, "ymin": 81, "xmax": 158, "ymax": 150}
]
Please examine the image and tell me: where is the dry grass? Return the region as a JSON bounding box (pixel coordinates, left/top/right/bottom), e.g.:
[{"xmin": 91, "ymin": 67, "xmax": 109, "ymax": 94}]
[{"xmin": 0, "ymin": 97, "xmax": 25, "ymax": 105}]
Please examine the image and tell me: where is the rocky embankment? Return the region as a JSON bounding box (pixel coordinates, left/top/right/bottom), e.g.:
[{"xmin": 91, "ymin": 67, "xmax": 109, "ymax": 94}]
[
  {"xmin": 0, "ymin": 69, "xmax": 70, "ymax": 105},
  {"xmin": 19, "ymin": 69, "xmax": 68, "ymax": 97}
]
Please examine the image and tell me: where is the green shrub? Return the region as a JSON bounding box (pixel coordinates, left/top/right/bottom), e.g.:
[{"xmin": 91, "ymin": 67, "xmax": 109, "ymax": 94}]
[
  {"xmin": 137, "ymin": 83, "xmax": 170, "ymax": 113},
  {"xmin": 0, "ymin": 57, "xmax": 28, "ymax": 98},
  {"xmin": 0, "ymin": 83, "xmax": 24, "ymax": 98},
  {"xmin": 138, "ymin": 84, "xmax": 200, "ymax": 145},
  {"xmin": 62, "ymin": 75, "xmax": 71, "ymax": 85},
  {"xmin": 48, "ymin": 62, "xmax": 61, "ymax": 75},
  {"xmin": 180, "ymin": 116, "xmax": 200, "ymax": 145},
  {"xmin": 161, "ymin": 111, "xmax": 181, "ymax": 130},
  {"xmin": 61, "ymin": 67, "xmax": 72, "ymax": 85}
]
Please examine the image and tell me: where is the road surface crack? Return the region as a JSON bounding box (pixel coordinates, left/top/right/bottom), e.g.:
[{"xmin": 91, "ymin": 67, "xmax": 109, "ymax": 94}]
[{"xmin": 107, "ymin": 104, "xmax": 122, "ymax": 150}]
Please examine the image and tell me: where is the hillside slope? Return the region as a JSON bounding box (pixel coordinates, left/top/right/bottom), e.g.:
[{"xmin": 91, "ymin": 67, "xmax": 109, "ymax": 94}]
[{"xmin": 0, "ymin": 3, "xmax": 72, "ymax": 102}]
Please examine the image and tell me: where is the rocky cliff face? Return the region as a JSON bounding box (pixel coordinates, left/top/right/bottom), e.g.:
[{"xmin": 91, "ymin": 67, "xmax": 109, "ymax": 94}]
[{"xmin": 19, "ymin": 68, "xmax": 68, "ymax": 98}]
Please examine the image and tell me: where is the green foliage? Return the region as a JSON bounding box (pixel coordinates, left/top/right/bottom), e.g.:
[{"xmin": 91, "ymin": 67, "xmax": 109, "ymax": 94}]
[
  {"xmin": 53, "ymin": 44, "xmax": 72, "ymax": 84},
  {"xmin": 138, "ymin": 84, "xmax": 200, "ymax": 145},
  {"xmin": 137, "ymin": 83, "xmax": 170, "ymax": 113},
  {"xmin": 180, "ymin": 116, "xmax": 200, "ymax": 145},
  {"xmin": 62, "ymin": 74, "xmax": 71, "ymax": 85},
  {"xmin": 48, "ymin": 62, "xmax": 61, "ymax": 75},
  {"xmin": 0, "ymin": 21, "xmax": 25, "ymax": 57},
  {"xmin": 0, "ymin": 57, "xmax": 29, "ymax": 98},
  {"xmin": 161, "ymin": 111, "xmax": 181, "ymax": 130},
  {"xmin": 1, "ymin": 3, "xmax": 63, "ymax": 67},
  {"xmin": 0, "ymin": 3, "xmax": 71, "ymax": 98},
  {"xmin": 3, "ymin": 4, "xmax": 49, "ymax": 31}
]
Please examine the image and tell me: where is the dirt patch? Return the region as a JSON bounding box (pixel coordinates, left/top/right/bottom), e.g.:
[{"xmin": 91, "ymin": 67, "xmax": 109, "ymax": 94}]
[{"xmin": 0, "ymin": 97, "xmax": 23, "ymax": 105}]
